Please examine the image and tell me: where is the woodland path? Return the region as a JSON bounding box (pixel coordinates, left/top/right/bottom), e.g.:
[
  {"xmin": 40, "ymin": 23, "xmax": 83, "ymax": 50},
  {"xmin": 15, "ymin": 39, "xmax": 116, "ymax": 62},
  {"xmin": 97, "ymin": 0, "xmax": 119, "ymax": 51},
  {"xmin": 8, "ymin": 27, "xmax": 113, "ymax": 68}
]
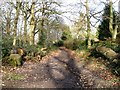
[{"xmin": 2, "ymin": 47, "xmax": 119, "ymax": 88}]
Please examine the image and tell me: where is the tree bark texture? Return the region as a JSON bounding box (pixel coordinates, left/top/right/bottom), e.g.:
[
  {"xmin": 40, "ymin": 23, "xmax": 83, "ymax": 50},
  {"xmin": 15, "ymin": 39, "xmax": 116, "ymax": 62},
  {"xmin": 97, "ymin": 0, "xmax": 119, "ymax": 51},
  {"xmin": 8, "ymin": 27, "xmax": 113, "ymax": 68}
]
[
  {"xmin": 86, "ymin": 0, "xmax": 91, "ymax": 49},
  {"xmin": 29, "ymin": 0, "xmax": 35, "ymax": 45},
  {"xmin": 13, "ymin": 1, "xmax": 20, "ymax": 46}
]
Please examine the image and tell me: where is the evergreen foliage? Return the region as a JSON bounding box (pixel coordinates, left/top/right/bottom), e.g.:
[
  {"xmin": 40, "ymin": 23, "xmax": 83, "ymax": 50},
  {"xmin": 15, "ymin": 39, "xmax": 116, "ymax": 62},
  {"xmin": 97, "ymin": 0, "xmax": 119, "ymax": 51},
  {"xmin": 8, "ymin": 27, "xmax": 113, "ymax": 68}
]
[{"xmin": 98, "ymin": 4, "xmax": 117, "ymax": 40}]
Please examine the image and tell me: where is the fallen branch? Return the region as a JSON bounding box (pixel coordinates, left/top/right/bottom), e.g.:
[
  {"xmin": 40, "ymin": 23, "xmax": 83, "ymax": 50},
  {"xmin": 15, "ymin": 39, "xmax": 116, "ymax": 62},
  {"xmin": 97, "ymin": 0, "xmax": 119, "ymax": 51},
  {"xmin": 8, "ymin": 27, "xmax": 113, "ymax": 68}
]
[{"xmin": 96, "ymin": 46, "xmax": 119, "ymax": 60}]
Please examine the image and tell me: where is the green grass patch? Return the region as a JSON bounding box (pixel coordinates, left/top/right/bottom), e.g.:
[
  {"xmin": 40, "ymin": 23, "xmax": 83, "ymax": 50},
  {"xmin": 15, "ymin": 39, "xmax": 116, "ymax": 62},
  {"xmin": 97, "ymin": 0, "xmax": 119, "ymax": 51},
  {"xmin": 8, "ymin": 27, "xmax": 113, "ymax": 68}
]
[{"xmin": 6, "ymin": 73, "xmax": 25, "ymax": 81}]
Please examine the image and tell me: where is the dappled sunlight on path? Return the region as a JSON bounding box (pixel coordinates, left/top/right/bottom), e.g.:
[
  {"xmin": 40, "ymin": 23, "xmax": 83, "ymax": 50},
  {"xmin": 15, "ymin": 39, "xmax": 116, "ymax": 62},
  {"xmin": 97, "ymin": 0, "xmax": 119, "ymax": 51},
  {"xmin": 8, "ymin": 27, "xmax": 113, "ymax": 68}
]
[{"xmin": 2, "ymin": 47, "xmax": 120, "ymax": 88}]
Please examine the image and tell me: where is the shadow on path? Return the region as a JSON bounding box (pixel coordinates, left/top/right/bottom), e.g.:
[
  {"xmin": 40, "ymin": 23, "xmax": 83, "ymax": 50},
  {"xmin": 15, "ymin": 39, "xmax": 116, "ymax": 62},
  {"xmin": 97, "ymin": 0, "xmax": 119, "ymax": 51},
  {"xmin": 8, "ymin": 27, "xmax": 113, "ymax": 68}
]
[
  {"xmin": 3, "ymin": 47, "xmax": 118, "ymax": 88},
  {"xmin": 45, "ymin": 49, "xmax": 91, "ymax": 88}
]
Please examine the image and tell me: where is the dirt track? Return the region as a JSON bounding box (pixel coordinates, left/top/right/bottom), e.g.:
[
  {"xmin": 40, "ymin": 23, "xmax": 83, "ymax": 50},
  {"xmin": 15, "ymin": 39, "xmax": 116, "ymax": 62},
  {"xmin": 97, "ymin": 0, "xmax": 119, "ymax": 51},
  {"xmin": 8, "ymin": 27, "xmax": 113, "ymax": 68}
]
[{"xmin": 2, "ymin": 47, "xmax": 120, "ymax": 88}]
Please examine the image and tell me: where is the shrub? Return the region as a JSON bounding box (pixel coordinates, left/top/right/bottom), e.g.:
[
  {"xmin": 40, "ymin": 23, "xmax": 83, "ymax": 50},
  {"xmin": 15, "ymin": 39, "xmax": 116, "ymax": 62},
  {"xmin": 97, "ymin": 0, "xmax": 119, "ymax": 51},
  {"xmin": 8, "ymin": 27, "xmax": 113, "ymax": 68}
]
[
  {"xmin": 2, "ymin": 35, "xmax": 13, "ymax": 58},
  {"xmin": 23, "ymin": 44, "xmax": 41, "ymax": 56},
  {"xmin": 9, "ymin": 54, "xmax": 22, "ymax": 66},
  {"xmin": 64, "ymin": 39, "xmax": 87, "ymax": 50},
  {"xmin": 53, "ymin": 40, "xmax": 64, "ymax": 47}
]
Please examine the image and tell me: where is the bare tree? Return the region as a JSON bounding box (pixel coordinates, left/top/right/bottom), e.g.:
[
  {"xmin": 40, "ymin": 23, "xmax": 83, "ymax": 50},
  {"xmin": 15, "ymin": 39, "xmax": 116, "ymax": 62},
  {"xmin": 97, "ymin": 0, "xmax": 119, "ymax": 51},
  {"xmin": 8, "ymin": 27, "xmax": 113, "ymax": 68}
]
[
  {"xmin": 6, "ymin": 9, "xmax": 12, "ymax": 36},
  {"xmin": 37, "ymin": 0, "xmax": 62, "ymax": 47},
  {"xmin": 86, "ymin": 0, "xmax": 91, "ymax": 48},
  {"xmin": 13, "ymin": 1, "xmax": 21, "ymax": 46},
  {"xmin": 29, "ymin": 0, "xmax": 35, "ymax": 45},
  {"xmin": 21, "ymin": 2, "xmax": 31, "ymax": 44}
]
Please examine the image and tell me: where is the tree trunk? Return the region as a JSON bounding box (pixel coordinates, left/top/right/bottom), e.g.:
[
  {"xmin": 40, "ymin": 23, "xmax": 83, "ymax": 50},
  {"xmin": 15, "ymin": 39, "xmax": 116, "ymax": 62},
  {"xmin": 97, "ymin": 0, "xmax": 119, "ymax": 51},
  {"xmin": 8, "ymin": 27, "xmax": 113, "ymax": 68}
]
[
  {"xmin": 109, "ymin": 0, "xmax": 118, "ymax": 41},
  {"xmin": 13, "ymin": 1, "xmax": 20, "ymax": 46},
  {"xmin": 29, "ymin": 0, "xmax": 35, "ymax": 45},
  {"xmin": 116, "ymin": 1, "xmax": 120, "ymax": 44},
  {"xmin": 39, "ymin": 2, "xmax": 46, "ymax": 47},
  {"xmin": 116, "ymin": 32, "xmax": 120, "ymax": 44},
  {"xmin": 112, "ymin": 25, "xmax": 118, "ymax": 41},
  {"xmin": 23, "ymin": 15, "xmax": 27, "ymax": 44},
  {"xmin": 109, "ymin": 0, "xmax": 113, "ymax": 34},
  {"xmin": 86, "ymin": 0, "xmax": 91, "ymax": 49},
  {"xmin": 18, "ymin": 24, "xmax": 22, "ymax": 47},
  {"xmin": 6, "ymin": 11, "xmax": 11, "ymax": 36},
  {"xmin": 21, "ymin": 2, "xmax": 30, "ymax": 44},
  {"xmin": 96, "ymin": 46, "xmax": 119, "ymax": 60}
]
